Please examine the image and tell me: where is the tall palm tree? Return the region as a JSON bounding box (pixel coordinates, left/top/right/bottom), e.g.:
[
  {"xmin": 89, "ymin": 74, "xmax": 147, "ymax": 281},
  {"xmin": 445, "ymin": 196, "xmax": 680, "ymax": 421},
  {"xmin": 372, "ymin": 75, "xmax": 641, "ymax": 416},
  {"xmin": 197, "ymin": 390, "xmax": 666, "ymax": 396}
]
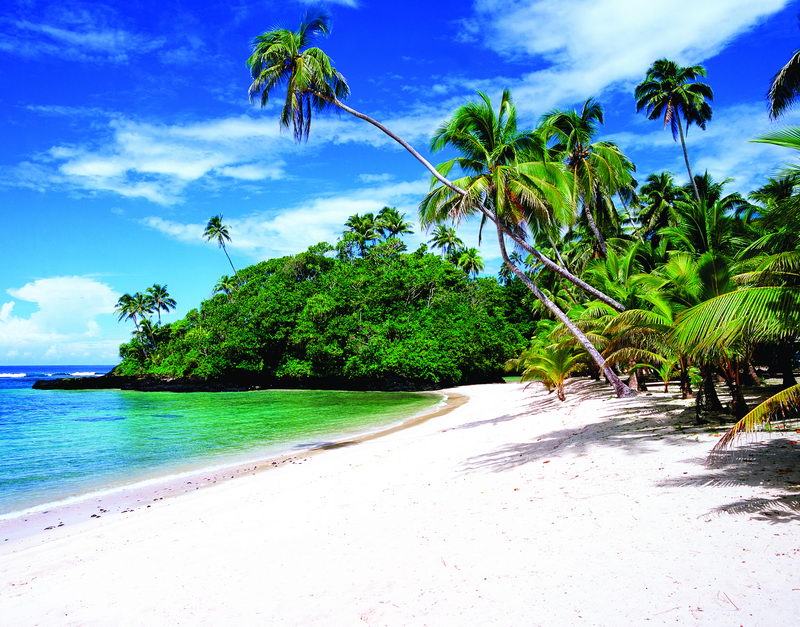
[
  {"xmin": 540, "ymin": 98, "xmax": 635, "ymax": 257},
  {"xmin": 203, "ymin": 215, "xmax": 237, "ymax": 277},
  {"xmin": 246, "ymin": 11, "xmax": 626, "ymax": 313},
  {"xmin": 419, "ymin": 89, "xmax": 635, "ymax": 397},
  {"xmin": 146, "ymin": 284, "xmax": 176, "ymax": 325},
  {"xmin": 375, "ymin": 206, "xmax": 413, "ymax": 239},
  {"xmin": 635, "ymin": 59, "xmax": 713, "ymax": 203},
  {"xmin": 456, "ymin": 247, "xmax": 484, "ymax": 277},
  {"xmin": 428, "ymin": 225, "xmax": 464, "ymax": 257},
  {"xmin": 768, "ymin": 49, "xmax": 800, "ymax": 119}
]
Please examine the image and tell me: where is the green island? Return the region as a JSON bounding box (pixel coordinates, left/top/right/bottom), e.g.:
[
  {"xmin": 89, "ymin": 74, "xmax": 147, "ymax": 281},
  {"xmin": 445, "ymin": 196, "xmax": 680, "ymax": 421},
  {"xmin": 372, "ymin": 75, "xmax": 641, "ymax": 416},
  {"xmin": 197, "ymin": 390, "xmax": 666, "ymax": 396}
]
[{"xmin": 111, "ymin": 227, "xmax": 532, "ymax": 390}]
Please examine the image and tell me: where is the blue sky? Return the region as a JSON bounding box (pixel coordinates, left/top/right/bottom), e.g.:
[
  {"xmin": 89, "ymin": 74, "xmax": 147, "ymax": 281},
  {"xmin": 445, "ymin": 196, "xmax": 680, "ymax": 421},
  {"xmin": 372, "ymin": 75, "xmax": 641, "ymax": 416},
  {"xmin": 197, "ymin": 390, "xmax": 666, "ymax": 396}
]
[{"xmin": 1, "ymin": 0, "xmax": 799, "ymax": 365}]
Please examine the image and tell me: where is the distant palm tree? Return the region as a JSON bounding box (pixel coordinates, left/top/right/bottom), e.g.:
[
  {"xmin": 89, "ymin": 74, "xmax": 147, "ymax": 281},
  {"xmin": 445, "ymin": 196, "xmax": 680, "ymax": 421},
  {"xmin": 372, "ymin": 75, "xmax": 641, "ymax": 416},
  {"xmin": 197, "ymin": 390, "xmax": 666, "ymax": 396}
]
[
  {"xmin": 213, "ymin": 275, "xmax": 238, "ymax": 301},
  {"xmin": 376, "ymin": 206, "xmax": 413, "ymax": 239},
  {"xmin": 540, "ymin": 98, "xmax": 635, "ymax": 257},
  {"xmin": 637, "ymin": 172, "xmax": 679, "ymax": 243},
  {"xmin": 456, "ymin": 247, "xmax": 484, "ymax": 277},
  {"xmin": 146, "ymin": 284, "xmax": 176, "ymax": 324},
  {"xmin": 115, "ymin": 292, "xmax": 155, "ymax": 332},
  {"xmin": 203, "ymin": 215, "xmax": 237, "ymax": 277},
  {"xmin": 114, "ymin": 293, "xmax": 138, "ymax": 331},
  {"xmin": 344, "ymin": 213, "xmax": 379, "ymax": 256},
  {"xmin": 768, "ymin": 49, "xmax": 800, "ymax": 119},
  {"xmin": 428, "ymin": 225, "xmax": 464, "ymax": 257},
  {"xmin": 635, "ymin": 59, "xmax": 713, "ymax": 203}
]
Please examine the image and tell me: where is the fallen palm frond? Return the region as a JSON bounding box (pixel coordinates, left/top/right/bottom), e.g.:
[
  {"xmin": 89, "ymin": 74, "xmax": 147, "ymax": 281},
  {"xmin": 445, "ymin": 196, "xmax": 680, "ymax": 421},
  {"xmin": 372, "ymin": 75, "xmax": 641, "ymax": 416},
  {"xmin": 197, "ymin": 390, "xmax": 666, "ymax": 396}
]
[{"xmin": 713, "ymin": 383, "xmax": 800, "ymax": 450}]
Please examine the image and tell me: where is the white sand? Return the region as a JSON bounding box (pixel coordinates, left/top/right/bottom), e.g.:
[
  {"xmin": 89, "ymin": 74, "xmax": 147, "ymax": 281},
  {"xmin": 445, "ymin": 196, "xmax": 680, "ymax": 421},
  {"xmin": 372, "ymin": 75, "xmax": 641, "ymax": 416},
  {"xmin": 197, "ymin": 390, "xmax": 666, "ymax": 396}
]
[{"xmin": 1, "ymin": 380, "xmax": 798, "ymax": 625}]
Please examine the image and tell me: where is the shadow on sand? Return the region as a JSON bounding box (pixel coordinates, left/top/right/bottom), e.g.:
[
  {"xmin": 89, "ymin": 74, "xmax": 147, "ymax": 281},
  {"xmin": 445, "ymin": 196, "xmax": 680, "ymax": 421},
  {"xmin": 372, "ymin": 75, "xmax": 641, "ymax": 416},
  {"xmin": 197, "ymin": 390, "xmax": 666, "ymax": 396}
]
[{"xmin": 460, "ymin": 379, "xmax": 800, "ymax": 524}]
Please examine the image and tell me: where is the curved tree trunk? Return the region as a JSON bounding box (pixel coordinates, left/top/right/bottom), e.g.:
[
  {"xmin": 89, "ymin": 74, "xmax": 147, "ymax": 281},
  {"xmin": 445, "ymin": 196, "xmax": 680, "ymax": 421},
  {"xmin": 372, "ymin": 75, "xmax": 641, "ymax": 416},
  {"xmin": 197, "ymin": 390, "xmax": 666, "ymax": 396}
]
[
  {"xmin": 320, "ymin": 93, "xmax": 626, "ymax": 313},
  {"xmin": 676, "ymin": 114, "xmax": 701, "ymax": 203},
  {"xmin": 583, "ymin": 199, "xmax": 608, "ymax": 258},
  {"xmin": 496, "ymin": 227, "xmax": 635, "ymax": 398},
  {"xmin": 222, "ymin": 244, "xmax": 238, "ymax": 277}
]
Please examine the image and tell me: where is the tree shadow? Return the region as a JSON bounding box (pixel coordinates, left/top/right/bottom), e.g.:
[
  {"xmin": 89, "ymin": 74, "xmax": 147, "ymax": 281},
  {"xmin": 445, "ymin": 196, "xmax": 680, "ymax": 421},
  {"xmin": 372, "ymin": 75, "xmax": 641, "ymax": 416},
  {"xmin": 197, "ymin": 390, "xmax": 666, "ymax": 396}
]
[
  {"xmin": 663, "ymin": 438, "xmax": 800, "ymax": 524},
  {"xmin": 459, "ymin": 378, "xmax": 800, "ymax": 524}
]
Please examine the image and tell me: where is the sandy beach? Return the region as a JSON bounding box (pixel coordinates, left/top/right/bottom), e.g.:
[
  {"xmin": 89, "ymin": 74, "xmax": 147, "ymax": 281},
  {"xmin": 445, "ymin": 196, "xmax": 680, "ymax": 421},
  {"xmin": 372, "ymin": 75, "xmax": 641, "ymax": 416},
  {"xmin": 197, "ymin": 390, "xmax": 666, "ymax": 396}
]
[{"xmin": 1, "ymin": 380, "xmax": 798, "ymax": 625}]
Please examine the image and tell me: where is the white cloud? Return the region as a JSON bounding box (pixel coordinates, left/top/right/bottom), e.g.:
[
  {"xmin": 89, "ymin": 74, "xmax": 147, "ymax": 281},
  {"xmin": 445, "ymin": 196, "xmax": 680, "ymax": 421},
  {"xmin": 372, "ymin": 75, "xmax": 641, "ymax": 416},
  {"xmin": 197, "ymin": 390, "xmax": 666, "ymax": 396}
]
[
  {"xmin": 28, "ymin": 106, "xmax": 444, "ymax": 204},
  {"xmin": 0, "ymin": 276, "xmax": 124, "ymax": 363},
  {"xmin": 0, "ymin": 8, "xmax": 164, "ymax": 63},
  {"xmin": 607, "ymin": 102, "xmax": 800, "ymax": 192},
  {"xmin": 467, "ymin": 0, "xmax": 788, "ymax": 111},
  {"xmin": 143, "ymin": 179, "xmax": 431, "ymax": 258}
]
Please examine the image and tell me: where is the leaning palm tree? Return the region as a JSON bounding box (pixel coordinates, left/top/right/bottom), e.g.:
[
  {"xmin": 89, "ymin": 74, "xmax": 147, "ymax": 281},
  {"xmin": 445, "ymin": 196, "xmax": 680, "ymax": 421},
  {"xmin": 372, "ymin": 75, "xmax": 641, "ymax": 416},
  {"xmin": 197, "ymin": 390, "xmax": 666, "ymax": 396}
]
[
  {"xmin": 203, "ymin": 215, "xmax": 237, "ymax": 277},
  {"xmin": 635, "ymin": 59, "xmax": 713, "ymax": 203},
  {"xmin": 146, "ymin": 283, "xmax": 176, "ymax": 324},
  {"xmin": 419, "ymin": 89, "xmax": 635, "ymax": 397},
  {"xmin": 246, "ymin": 11, "xmax": 625, "ymax": 313}
]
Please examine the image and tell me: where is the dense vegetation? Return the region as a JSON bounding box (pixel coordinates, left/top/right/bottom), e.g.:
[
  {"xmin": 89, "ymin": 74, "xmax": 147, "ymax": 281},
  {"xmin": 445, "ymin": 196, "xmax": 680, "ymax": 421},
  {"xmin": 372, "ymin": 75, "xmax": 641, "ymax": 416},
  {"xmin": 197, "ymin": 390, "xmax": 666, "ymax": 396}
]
[
  {"xmin": 239, "ymin": 10, "xmax": 800, "ymax": 448},
  {"xmin": 115, "ymin": 235, "xmax": 530, "ymax": 390}
]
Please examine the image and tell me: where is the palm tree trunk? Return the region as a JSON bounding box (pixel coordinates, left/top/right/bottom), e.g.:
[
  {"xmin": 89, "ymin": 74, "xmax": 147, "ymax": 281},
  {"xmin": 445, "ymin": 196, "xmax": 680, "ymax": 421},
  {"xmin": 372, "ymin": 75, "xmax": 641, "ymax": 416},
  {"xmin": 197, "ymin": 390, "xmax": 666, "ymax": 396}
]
[
  {"xmin": 676, "ymin": 114, "xmax": 701, "ymax": 203},
  {"xmin": 320, "ymin": 93, "xmax": 626, "ymax": 313},
  {"xmin": 496, "ymin": 227, "xmax": 635, "ymax": 398},
  {"xmin": 583, "ymin": 200, "xmax": 608, "ymax": 257},
  {"xmin": 222, "ymin": 244, "xmax": 238, "ymax": 277}
]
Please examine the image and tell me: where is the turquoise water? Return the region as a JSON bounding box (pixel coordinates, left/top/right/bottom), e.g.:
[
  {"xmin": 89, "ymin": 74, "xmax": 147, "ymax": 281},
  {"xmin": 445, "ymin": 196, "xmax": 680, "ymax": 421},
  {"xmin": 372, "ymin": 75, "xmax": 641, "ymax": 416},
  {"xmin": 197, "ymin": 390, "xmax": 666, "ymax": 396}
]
[{"xmin": 0, "ymin": 369, "xmax": 440, "ymax": 515}]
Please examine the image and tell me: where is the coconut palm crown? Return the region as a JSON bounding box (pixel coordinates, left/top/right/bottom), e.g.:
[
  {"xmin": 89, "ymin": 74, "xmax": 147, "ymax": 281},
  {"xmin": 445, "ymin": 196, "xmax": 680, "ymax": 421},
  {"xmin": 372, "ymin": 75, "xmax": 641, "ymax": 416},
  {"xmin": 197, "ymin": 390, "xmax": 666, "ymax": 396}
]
[
  {"xmin": 635, "ymin": 59, "xmax": 713, "ymax": 202},
  {"xmin": 247, "ymin": 10, "xmax": 350, "ymax": 142}
]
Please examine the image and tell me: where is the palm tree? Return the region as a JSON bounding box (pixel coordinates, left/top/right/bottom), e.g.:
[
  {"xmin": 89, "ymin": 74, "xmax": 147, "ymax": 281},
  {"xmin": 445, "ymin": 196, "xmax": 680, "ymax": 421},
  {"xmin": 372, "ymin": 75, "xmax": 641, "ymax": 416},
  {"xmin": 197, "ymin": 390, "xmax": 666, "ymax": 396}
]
[
  {"xmin": 540, "ymin": 98, "xmax": 635, "ymax": 257},
  {"xmin": 635, "ymin": 59, "xmax": 713, "ymax": 203},
  {"xmin": 456, "ymin": 247, "xmax": 484, "ymax": 277},
  {"xmin": 115, "ymin": 292, "xmax": 154, "ymax": 333},
  {"xmin": 376, "ymin": 206, "xmax": 413, "ymax": 239},
  {"xmin": 203, "ymin": 215, "xmax": 237, "ymax": 277},
  {"xmin": 213, "ymin": 275, "xmax": 238, "ymax": 301},
  {"xmin": 344, "ymin": 213, "xmax": 379, "ymax": 256},
  {"xmin": 506, "ymin": 345, "xmax": 585, "ymax": 401},
  {"xmin": 114, "ymin": 293, "xmax": 139, "ymax": 331},
  {"xmin": 146, "ymin": 284, "xmax": 176, "ymax": 325},
  {"xmin": 419, "ymin": 90, "xmax": 635, "ymax": 397},
  {"xmin": 246, "ymin": 11, "xmax": 626, "ymax": 313},
  {"xmin": 428, "ymin": 225, "xmax": 464, "ymax": 257},
  {"xmin": 637, "ymin": 172, "xmax": 679, "ymax": 243},
  {"xmin": 768, "ymin": 49, "xmax": 800, "ymax": 119}
]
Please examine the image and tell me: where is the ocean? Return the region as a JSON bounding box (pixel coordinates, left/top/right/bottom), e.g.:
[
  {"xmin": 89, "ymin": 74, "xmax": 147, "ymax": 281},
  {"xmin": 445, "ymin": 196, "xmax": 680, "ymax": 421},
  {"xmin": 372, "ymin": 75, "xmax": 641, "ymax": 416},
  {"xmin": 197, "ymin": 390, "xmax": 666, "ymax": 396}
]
[{"xmin": 0, "ymin": 366, "xmax": 440, "ymax": 516}]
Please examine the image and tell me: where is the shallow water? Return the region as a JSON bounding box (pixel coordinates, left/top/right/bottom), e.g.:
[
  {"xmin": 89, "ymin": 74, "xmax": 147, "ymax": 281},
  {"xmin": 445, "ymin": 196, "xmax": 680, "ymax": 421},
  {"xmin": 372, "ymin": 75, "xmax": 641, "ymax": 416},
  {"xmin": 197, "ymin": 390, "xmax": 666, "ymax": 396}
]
[{"xmin": 0, "ymin": 367, "xmax": 439, "ymax": 514}]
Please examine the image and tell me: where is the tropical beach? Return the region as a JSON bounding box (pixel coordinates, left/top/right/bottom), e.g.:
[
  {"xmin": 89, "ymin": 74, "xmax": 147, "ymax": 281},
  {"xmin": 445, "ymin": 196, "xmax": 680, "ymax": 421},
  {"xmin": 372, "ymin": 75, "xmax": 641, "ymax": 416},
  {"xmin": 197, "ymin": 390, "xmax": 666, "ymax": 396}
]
[
  {"xmin": 2, "ymin": 0, "xmax": 800, "ymax": 624},
  {"xmin": 2, "ymin": 381, "xmax": 799, "ymax": 625}
]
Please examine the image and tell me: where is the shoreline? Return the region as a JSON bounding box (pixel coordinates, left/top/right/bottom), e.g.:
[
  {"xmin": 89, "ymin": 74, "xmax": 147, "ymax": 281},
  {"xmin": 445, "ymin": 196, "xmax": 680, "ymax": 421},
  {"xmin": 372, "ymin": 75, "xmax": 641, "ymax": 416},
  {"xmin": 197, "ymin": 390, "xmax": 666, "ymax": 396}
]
[
  {"xmin": 0, "ymin": 390, "xmax": 466, "ymax": 546},
  {"xmin": 2, "ymin": 379, "xmax": 798, "ymax": 624}
]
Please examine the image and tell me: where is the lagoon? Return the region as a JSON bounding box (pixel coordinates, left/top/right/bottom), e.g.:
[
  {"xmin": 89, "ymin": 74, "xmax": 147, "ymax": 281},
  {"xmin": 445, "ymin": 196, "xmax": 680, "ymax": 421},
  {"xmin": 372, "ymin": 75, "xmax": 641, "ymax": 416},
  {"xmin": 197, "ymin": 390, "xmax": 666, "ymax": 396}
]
[{"xmin": 0, "ymin": 367, "xmax": 440, "ymax": 515}]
